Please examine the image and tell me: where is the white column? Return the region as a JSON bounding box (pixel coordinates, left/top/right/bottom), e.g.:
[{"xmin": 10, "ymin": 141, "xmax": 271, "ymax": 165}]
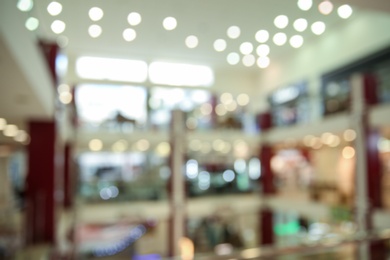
[
  {"xmin": 350, "ymin": 73, "xmax": 369, "ymax": 260},
  {"xmin": 170, "ymin": 109, "xmax": 186, "ymax": 257}
]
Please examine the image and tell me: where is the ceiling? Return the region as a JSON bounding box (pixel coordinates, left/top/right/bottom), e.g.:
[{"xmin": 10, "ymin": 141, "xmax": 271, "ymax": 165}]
[
  {"xmin": 30, "ymin": 0, "xmax": 369, "ymax": 71},
  {"xmin": 0, "ymin": 0, "xmax": 390, "ymax": 146}
]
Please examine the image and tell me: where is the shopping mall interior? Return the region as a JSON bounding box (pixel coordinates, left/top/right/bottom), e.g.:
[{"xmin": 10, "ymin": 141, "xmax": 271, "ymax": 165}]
[{"xmin": 1, "ymin": 0, "xmax": 390, "ymax": 259}]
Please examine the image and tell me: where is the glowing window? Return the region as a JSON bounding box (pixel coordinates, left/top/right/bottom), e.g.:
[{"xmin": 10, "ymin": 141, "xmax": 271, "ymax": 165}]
[
  {"xmin": 148, "ymin": 61, "xmax": 214, "ymax": 87},
  {"xmin": 75, "ymin": 84, "xmax": 147, "ymax": 124},
  {"xmin": 76, "ymin": 56, "xmax": 148, "ymax": 83}
]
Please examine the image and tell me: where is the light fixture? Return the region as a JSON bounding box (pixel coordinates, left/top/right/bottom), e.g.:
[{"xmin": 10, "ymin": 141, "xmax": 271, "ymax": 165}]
[
  {"xmin": 220, "ymin": 93, "xmax": 233, "ymax": 104},
  {"xmin": 274, "ymin": 15, "xmax": 289, "ymax": 29},
  {"xmin": 88, "ymin": 25, "xmax": 102, "ymax": 38},
  {"xmin": 17, "ymin": 0, "xmax": 33, "ymax": 12},
  {"xmin": 293, "ymin": 18, "xmax": 308, "ymax": 32},
  {"xmin": 342, "ymin": 146, "xmax": 355, "ymax": 159},
  {"xmin": 56, "ymin": 36, "xmax": 69, "ymax": 48},
  {"xmin": 297, "ymin": 0, "xmax": 312, "ymax": 11},
  {"xmin": 273, "ymin": 32, "xmax": 287, "ymax": 46},
  {"xmin": 257, "ymin": 56, "xmax": 270, "ymax": 68},
  {"xmin": 227, "ymin": 52, "xmax": 240, "ymax": 65},
  {"xmin": 255, "ymin": 30, "xmax": 269, "ymax": 43},
  {"xmin": 242, "ymin": 55, "xmax": 255, "ymax": 67},
  {"xmin": 89, "ymin": 139, "xmax": 103, "ymax": 151},
  {"xmin": 76, "ymin": 56, "xmax": 148, "ymax": 82},
  {"xmin": 123, "ymin": 28, "xmax": 137, "ymax": 41},
  {"xmin": 227, "ymin": 26, "xmax": 241, "ymax": 39},
  {"xmin": 89, "ymin": 7, "xmax": 104, "ymax": 21},
  {"xmin": 338, "ymin": 5, "xmax": 353, "ymax": 19},
  {"xmin": 0, "ymin": 118, "xmax": 6, "ymax": 130},
  {"xmin": 3, "ymin": 125, "xmax": 19, "ymax": 137},
  {"xmin": 185, "ymin": 35, "xmax": 199, "ymax": 48},
  {"xmin": 148, "ymin": 61, "xmax": 214, "ymax": 87},
  {"xmin": 318, "ymin": 0, "xmax": 333, "ymax": 15},
  {"xmin": 214, "ymin": 39, "xmax": 227, "ymax": 52},
  {"xmin": 289, "ymin": 35, "xmax": 304, "ymax": 48},
  {"xmin": 237, "ymin": 93, "xmax": 250, "ymax": 106},
  {"xmin": 51, "ymin": 20, "xmax": 66, "ymax": 34},
  {"xmin": 311, "ymin": 21, "xmax": 326, "ymax": 35},
  {"xmin": 163, "ymin": 17, "xmax": 177, "ymax": 30},
  {"xmin": 47, "ymin": 1, "xmax": 62, "ymax": 16},
  {"xmin": 136, "ymin": 139, "xmax": 150, "ymax": 151},
  {"xmin": 25, "ymin": 17, "xmax": 39, "ymax": 31},
  {"xmin": 14, "ymin": 130, "xmax": 29, "ymax": 143},
  {"xmin": 256, "ymin": 44, "xmax": 270, "ymax": 57},
  {"xmin": 155, "ymin": 142, "xmax": 171, "ymax": 157},
  {"xmin": 127, "ymin": 12, "xmax": 142, "ymax": 26},
  {"xmin": 59, "ymin": 92, "xmax": 72, "ymax": 104},
  {"xmin": 239, "ymin": 42, "xmax": 253, "ymax": 55}
]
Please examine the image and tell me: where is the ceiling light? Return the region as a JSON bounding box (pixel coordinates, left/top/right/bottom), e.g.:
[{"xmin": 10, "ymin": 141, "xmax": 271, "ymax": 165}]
[
  {"xmin": 318, "ymin": 0, "xmax": 333, "ymax": 15},
  {"xmin": 88, "ymin": 24, "xmax": 102, "ymax": 38},
  {"xmin": 17, "ymin": 0, "xmax": 33, "ymax": 12},
  {"xmin": 123, "ymin": 28, "xmax": 136, "ymax": 41},
  {"xmin": 242, "ymin": 55, "xmax": 255, "ymax": 67},
  {"xmin": 274, "ymin": 15, "xmax": 289, "ymax": 29},
  {"xmin": 342, "ymin": 146, "xmax": 355, "ymax": 159},
  {"xmin": 257, "ymin": 56, "xmax": 270, "ymax": 68},
  {"xmin": 256, "ymin": 44, "xmax": 270, "ymax": 57},
  {"xmin": 255, "ymin": 30, "xmax": 269, "ymax": 43},
  {"xmin": 311, "ymin": 21, "xmax": 326, "ymax": 35},
  {"xmin": 149, "ymin": 62, "xmax": 214, "ymax": 87},
  {"xmin": 58, "ymin": 84, "xmax": 70, "ymax": 94},
  {"xmin": 56, "ymin": 36, "xmax": 69, "ymax": 48},
  {"xmin": 155, "ymin": 142, "xmax": 170, "ymax": 157},
  {"xmin": 273, "ymin": 32, "xmax": 287, "ymax": 46},
  {"xmin": 163, "ymin": 17, "xmax": 177, "ymax": 30},
  {"xmin": 237, "ymin": 93, "xmax": 250, "ymax": 106},
  {"xmin": 0, "ymin": 118, "xmax": 6, "ymax": 130},
  {"xmin": 14, "ymin": 130, "xmax": 29, "ymax": 143},
  {"xmin": 127, "ymin": 12, "xmax": 142, "ymax": 26},
  {"xmin": 89, "ymin": 139, "xmax": 103, "ymax": 151},
  {"xmin": 214, "ymin": 39, "xmax": 227, "ymax": 52},
  {"xmin": 25, "ymin": 17, "xmax": 39, "ymax": 31},
  {"xmin": 289, "ymin": 35, "xmax": 304, "ymax": 48},
  {"xmin": 343, "ymin": 129, "xmax": 356, "ymax": 142},
  {"xmin": 59, "ymin": 92, "xmax": 72, "ymax": 104},
  {"xmin": 89, "ymin": 7, "xmax": 104, "ymax": 21},
  {"xmin": 239, "ymin": 42, "xmax": 253, "ymax": 55},
  {"xmin": 51, "ymin": 20, "xmax": 66, "ymax": 34},
  {"xmin": 185, "ymin": 35, "xmax": 199, "ymax": 48},
  {"xmin": 227, "ymin": 26, "xmax": 240, "ymax": 39},
  {"xmin": 111, "ymin": 140, "xmax": 128, "ymax": 153},
  {"xmin": 3, "ymin": 125, "xmax": 18, "ymax": 137},
  {"xmin": 227, "ymin": 52, "xmax": 240, "ymax": 65},
  {"xmin": 220, "ymin": 93, "xmax": 233, "ymax": 104},
  {"xmin": 297, "ymin": 0, "xmax": 312, "ymax": 11},
  {"xmin": 293, "ymin": 18, "xmax": 308, "ymax": 32},
  {"xmin": 338, "ymin": 5, "xmax": 353, "ymax": 19},
  {"xmin": 215, "ymin": 104, "xmax": 227, "ymax": 116},
  {"xmin": 47, "ymin": 2, "xmax": 62, "ymax": 16},
  {"xmin": 136, "ymin": 139, "xmax": 150, "ymax": 151},
  {"xmin": 76, "ymin": 56, "xmax": 148, "ymax": 82}
]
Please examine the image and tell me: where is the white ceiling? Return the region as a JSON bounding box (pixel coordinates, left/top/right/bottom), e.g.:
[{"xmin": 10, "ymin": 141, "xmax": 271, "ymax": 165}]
[
  {"xmin": 0, "ymin": 0, "xmax": 390, "ymax": 145},
  {"xmin": 32, "ymin": 0, "xmax": 361, "ymax": 71}
]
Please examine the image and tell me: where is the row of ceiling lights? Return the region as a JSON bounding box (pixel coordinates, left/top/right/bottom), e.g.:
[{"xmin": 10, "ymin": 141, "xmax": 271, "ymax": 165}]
[
  {"xmin": 0, "ymin": 118, "xmax": 30, "ymax": 144},
  {"xmin": 88, "ymin": 138, "xmax": 252, "ymax": 158},
  {"xmin": 18, "ymin": 0, "xmax": 352, "ymax": 70}
]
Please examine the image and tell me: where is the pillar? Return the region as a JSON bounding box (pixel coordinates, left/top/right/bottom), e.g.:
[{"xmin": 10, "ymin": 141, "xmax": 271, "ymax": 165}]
[
  {"xmin": 350, "ymin": 73, "xmax": 384, "ymax": 259},
  {"xmin": 258, "ymin": 111, "xmax": 275, "ymax": 246},
  {"xmin": 63, "ymin": 143, "xmax": 74, "ymax": 208},
  {"xmin": 168, "ymin": 110, "xmax": 186, "ymax": 257},
  {"xmin": 26, "ymin": 121, "xmax": 60, "ymax": 244}
]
